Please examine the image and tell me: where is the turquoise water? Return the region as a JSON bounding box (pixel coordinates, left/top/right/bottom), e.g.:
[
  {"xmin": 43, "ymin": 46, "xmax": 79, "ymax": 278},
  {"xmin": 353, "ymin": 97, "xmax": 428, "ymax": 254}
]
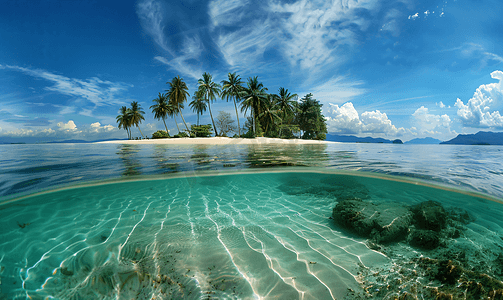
[
  {"xmin": 1, "ymin": 143, "xmax": 502, "ymax": 199},
  {"xmin": 0, "ymin": 143, "xmax": 503, "ymax": 299}
]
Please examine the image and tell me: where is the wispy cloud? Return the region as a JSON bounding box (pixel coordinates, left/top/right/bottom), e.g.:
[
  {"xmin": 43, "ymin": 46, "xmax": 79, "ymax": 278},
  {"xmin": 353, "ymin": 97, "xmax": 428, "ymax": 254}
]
[
  {"xmin": 1, "ymin": 65, "xmax": 131, "ymax": 107},
  {"xmin": 304, "ymin": 76, "xmax": 366, "ymax": 105},
  {"xmin": 137, "ymin": 0, "xmax": 205, "ymax": 80},
  {"xmin": 138, "ymin": 0, "xmax": 407, "ymax": 83}
]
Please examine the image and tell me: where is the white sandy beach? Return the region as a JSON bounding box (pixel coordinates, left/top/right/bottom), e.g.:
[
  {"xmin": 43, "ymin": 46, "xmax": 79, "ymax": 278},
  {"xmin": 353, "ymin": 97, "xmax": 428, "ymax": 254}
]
[{"xmin": 97, "ymin": 137, "xmax": 336, "ymax": 145}]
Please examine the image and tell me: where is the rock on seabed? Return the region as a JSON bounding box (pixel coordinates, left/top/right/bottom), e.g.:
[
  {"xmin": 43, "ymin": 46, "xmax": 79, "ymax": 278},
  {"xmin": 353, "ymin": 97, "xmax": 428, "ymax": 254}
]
[{"xmin": 332, "ymin": 199, "xmax": 413, "ymax": 243}]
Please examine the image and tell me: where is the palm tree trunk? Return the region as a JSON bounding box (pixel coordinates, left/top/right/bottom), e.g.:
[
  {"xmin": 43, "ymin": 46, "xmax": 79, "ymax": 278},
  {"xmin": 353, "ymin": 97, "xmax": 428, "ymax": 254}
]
[
  {"xmin": 252, "ymin": 111, "xmax": 256, "ymax": 136},
  {"xmin": 137, "ymin": 126, "xmax": 145, "ymax": 138},
  {"xmin": 197, "ymin": 113, "xmax": 200, "ymax": 126},
  {"xmin": 162, "ymin": 118, "xmax": 170, "ymax": 137},
  {"xmin": 173, "ymin": 114, "xmax": 180, "ymax": 134},
  {"xmin": 233, "ymin": 98, "xmax": 241, "ymax": 137},
  {"xmin": 177, "ymin": 104, "xmax": 190, "ymax": 133},
  {"xmin": 208, "ymin": 100, "xmax": 218, "ymax": 136}
]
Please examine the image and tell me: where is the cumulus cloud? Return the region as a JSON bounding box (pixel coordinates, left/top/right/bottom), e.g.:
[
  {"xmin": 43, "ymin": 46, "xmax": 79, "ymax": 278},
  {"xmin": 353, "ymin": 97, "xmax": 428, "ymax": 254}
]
[
  {"xmin": 412, "ymin": 106, "xmax": 454, "ymax": 137},
  {"xmin": 2, "ymin": 128, "xmax": 56, "ymax": 137},
  {"xmin": 89, "ymin": 122, "xmax": 115, "ymax": 133},
  {"xmin": 325, "ymin": 102, "xmax": 406, "ymax": 136},
  {"xmin": 455, "ymin": 70, "xmax": 503, "ymax": 128},
  {"xmin": 57, "ymin": 120, "xmax": 77, "ymax": 131}
]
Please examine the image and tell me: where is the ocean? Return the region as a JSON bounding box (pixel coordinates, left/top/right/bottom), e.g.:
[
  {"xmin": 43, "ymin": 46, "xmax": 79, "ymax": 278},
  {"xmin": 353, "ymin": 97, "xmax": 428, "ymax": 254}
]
[{"xmin": 0, "ymin": 142, "xmax": 502, "ymax": 299}]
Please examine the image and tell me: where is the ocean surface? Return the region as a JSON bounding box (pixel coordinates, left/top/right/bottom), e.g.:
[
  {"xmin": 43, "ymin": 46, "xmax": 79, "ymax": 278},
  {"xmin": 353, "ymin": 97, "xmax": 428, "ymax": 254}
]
[{"xmin": 0, "ymin": 142, "xmax": 502, "ymax": 299}]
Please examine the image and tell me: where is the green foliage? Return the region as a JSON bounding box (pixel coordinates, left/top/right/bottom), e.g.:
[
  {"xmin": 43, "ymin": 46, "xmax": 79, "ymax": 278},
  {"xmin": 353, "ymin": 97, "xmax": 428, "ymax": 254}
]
[
  {"xmin": 191, "ymin": 124, "xmax": 213, "ymax": 137},
  {"xmin": 173, "ymin": 132, "xmax": 189, "ymax": 138},
  {"xmin": 150, "ymin": 93, "xmax": 170, "ymax": 133},
  {"xmin": 278, "ymin": 124, "xmax": 299, "ymax": 139},
  {"xmin": 166, "ymin": 76, "xmax": 190, "ymax": 132},
  {"xmin": 240, "ymin": 76, "xmax": 268, "ymax": 136},
  {"xmin": 241, "ymin": 117, "xmax": 255, "ymax": 138},
  {"xmin": 298, "ymin": 93, "xmax": 327, "ymax": 140},
  {"xmin": 189, "ymin": 89, "xmax": 207, "ymax": 126},
  {"xmin": 197, "ymin": 72, "xmax": 222, "ymax": 136},
  {"xmin": 152, "ymin": 130, "xmax": 170, "ymax": 139},
  {"xmin": 221, "ymin": 72, "xmax": 245, "ymax": 137}
]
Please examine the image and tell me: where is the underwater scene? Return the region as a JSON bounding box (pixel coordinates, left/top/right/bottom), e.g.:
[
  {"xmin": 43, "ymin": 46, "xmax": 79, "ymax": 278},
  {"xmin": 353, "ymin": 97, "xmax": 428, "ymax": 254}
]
[{"xmin": 0, "ymin": 143, "xmax": 503, "ymax": 299}]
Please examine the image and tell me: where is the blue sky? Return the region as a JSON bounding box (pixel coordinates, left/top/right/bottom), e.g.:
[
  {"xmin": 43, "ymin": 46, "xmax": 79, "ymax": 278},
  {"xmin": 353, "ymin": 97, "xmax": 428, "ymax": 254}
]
[{"xmin": 1, "ymin": 0, "xmax": 502, "ymax": 142}]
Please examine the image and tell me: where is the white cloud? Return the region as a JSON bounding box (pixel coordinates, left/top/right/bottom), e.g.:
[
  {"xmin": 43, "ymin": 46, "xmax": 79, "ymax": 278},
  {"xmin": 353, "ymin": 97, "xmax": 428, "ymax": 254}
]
[
  {"xmin": 1, "ymin": 65, "xmax": 131, "ymax": 107},
  {"xmin": 137, "ymin": 0, "xmax": 204, "ymax": 80},
  {"xmin": 408, "ymin": 13, "xmax": 419, "ymax": 20},
  {"xmin": 325, "ymin": 102, "xmax": 362, "ymax": 134},
  {"xmin": 54, "ymin": 105, "xmax": 76, "ymax": 115},
  {"xmin": 57, "ymin": 120, "xmax": 77, "ymax": 131},
  {"xmin": 208, "ymin": 0, "xmax": 248, "ymax": 28},
  {"xmin": 412, "ymin": 106, "xmax": 454, "ymax": 137},
  {"xmin": 214, "ymin": 19, "xmax": 276, "ymax": 73},
  {"xmin": 268, "ymin": 0, "xmax": 377, "ymax": 71},
  {"xmin": 325, "ymin": 102, "xmax": 406, "ymax": 136},
  {"xmin": 307, "ymin": 76, "xmax": 366, "ymax": 105},
  {"xmin": 89, "ymin": 122, "xmax": 116, "ymax": 133},
  {"xmin": 139, "ymin": 0, "xmax": 402, "ymax": 81},
  {"xmin": 455, "ymin": 70, "xmax": 503, "ymax": 128},
  {"xmin": 2, "ymin": 128, "xmax": 56, "ymax": 137}
]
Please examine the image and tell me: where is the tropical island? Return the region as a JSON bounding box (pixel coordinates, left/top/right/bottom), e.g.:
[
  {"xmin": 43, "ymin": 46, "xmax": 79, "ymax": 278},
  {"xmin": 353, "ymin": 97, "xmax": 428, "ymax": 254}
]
[{"xmin": 115, "ymin": 72, "xmax": 327, "ymax": 142}]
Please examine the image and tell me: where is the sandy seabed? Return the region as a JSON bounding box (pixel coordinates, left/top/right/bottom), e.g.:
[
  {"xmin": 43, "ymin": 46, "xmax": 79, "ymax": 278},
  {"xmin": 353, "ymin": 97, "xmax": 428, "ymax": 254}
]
[{"xmin": 96, "ymin": 137, "xmax": 336, "ymax": 145}]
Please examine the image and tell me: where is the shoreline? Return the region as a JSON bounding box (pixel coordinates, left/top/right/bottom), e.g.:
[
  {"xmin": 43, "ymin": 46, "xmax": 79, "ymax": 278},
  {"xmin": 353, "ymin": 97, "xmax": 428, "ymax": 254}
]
[{"xmin": 96, "ymin": 137, "xmax": 336, "ymax": 145}]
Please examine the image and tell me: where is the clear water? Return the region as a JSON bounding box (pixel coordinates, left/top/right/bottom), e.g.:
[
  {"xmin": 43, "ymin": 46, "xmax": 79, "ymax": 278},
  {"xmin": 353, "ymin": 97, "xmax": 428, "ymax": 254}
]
[
  {"xmin": 0, "ymin": 143, "xmax": 502, "ymax": 299},
  {"xmin": 1, "ymin": 143, "xmax": 502, "ymax": 199}
]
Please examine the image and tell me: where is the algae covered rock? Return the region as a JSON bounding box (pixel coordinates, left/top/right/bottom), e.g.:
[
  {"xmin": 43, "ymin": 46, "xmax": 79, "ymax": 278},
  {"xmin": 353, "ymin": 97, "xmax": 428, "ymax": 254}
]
[
  {"xmin": 408, "ymin": 229, "xmax": 440, "ymax": 250},
  {"xmin": 411, "ymin": 200, "xmax": 447, "ymax": 232},
  {"xmin": 332, "ymin": 199, "xmax": 413, "ymax": 243}
]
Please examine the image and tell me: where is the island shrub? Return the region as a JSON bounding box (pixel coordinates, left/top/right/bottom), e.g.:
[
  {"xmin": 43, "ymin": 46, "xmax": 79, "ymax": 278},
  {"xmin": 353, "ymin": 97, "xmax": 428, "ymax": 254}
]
[
  {"xmin": 241, "ymin": 117, "xmax": 256, "ymax": 138},
  {"xmin": 298, "ymin": 93, "xmax": 327, "ymax": 140},
  {"xmin": 173, "ymin": 132, "xmax": 189, "ymax": 138},
  {"xmin": 279, "ymin": 124, "xmax": 300, "ymax": 139},
  {"xmin": 190, "ymin": 124, "xmax": 213, "ymax": 137},
  {"xmin": 152, "ymin": 130, "xmax": 170, "ymax": 139}
]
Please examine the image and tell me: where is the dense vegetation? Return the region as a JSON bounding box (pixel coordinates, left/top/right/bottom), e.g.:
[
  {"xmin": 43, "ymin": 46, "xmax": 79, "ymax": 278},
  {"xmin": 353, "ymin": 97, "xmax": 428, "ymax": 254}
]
[{"xmin": 117, "ymin": 73, "xmax": 327, "ymax": 140}]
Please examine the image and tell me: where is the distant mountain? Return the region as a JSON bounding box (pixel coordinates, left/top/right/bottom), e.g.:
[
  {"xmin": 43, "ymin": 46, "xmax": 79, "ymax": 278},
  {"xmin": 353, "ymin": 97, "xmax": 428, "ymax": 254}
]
[
  {"xmin": 326, "ymin": 134, "xmax": 394, "ymax": 143},
  {"xmin": 440, "ymin": 131, "xmax": 503, "ymax": 145},
  {"xmin": 47, "ymin": 138, "xmax": 127, "ymax": 143},
  {"xmin": 47, "ymin": 139, "xmax": 91, "ymax": 143},
  {"xmin": 405, "ymin": 137, "xmax": 442, "ymax": 144}
]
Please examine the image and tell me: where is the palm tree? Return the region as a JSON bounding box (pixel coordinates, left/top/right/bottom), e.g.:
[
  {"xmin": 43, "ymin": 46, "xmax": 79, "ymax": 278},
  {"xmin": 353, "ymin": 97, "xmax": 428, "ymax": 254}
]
[
  {"xmin": 221, "ymin": 72, "xmax": 244, "ymax": 137},
  {"xmin": 259, "ymin": 95, "xmax": 281, "ymax": 136},
  {"xmin": 189, "ymin": 89, "xmax": 207, "ymax": 126},
  {"xmin": 274, "ymin": 87, "xmax": 298, "ymax": 137},
  {"xmin": 129, "ymin": 101, "xmax": 145, "ymax": 138},
  {"xmin": 166, "ymin": 76, "xmax": 190, "ymax": 133},
  {"xmin": 197, "ymin": 72, "xmax": 221, "ymax": 136},
  {"xmin": 116, "ymin": 106, "xmax": 131, "ymax": 139},
  {"xmin": 150, "ymin": 92, "xmax": 170, "ymax": 135},
  {"xmin": 167, "ymin": 100, "xmax": 183, "ymax": 134},
  {"xmin": 240, "ymin": 76, "xmax": 268, "ymax": 136}
]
